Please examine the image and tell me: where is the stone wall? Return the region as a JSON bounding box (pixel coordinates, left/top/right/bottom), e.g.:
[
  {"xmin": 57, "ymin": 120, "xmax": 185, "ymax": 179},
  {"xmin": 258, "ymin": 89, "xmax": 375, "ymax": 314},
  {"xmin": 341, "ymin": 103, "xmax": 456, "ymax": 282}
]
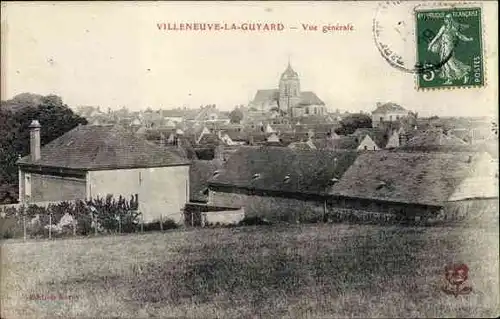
[{"xmin": 209, "ymin": 190, "xmax": 326, "ymax": 222}]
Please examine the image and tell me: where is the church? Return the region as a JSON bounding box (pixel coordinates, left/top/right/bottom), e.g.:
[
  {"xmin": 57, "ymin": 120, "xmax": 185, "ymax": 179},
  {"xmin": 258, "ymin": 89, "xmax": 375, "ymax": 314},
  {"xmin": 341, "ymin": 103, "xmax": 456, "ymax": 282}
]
[{"xmin": 249, "ymin": 62, "xmax": 326, "ymax": 118}]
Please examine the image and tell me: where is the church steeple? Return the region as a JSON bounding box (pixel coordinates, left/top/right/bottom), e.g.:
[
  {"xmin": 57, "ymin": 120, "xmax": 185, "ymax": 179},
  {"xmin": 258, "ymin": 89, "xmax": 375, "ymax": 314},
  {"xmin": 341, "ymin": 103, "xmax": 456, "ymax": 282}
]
[
  {"xmin": 278, "ymin": 58, "xmax": 301, "ymax": 115},
  {"xmin": 281, "ymin": 61, "xmax": 298, "ymax": 79}
]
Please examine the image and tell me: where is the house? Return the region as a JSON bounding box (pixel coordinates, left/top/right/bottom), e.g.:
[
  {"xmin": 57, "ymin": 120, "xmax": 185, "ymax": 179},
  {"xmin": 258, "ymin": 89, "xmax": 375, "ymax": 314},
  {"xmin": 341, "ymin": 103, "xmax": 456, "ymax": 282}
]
[
  {"xmin": 385, "ymin": 130, "xmax": 401, "ymax": 148},
  {"xmin": 162, "ymin": 108, "xmax": 186, "ymax": 123},
  {"xmin": 404, "ymin": 129, "xmax": 468, "ymax": 148},
  {"xmin": 288, "ymin": 139, "xmax": 317, "ymax": 151},
  {"xmin": 267, "ymin": 132, "xmax": 281, "ymax": 143},
  {"xmin": 356, "ymin": 135, "xmax": 380, "ymax": 151},
  {"xmin": 329, "ymin": 150, "xmax": 498, "ymax": 220},
  {"xmin": 17, "ymin": 121, "xmax": 190, "ymax": 223},
  {"xmin": 186, "ymin": 105, "xmax": 230, "ymax": 124},
  {"xmin": 208, "ymin": 146, "xmax": 359, "ymax": 221},
  {"xmin": 314, "ymin": 135, "xmax": 359, "ymax": 150},
  {"xmin": 371, "ymin": 102, "xmax": 409, "ymax": 128},
  {"xmin": 351, "ymin": 128, "xmax": 389, "ymax": 149}
]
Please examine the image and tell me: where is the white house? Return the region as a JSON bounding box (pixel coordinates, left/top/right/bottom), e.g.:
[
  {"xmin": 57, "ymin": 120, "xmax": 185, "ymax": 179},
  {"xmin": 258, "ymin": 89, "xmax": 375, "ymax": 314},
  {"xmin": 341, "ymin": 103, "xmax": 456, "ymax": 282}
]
[
  {"xmin": 17, "ymin": 121, "xmax": 190, "ymax": 223},
  {"xmin": 357, "ymin": 135, "xmax": 380, "ymax": 151},
  {"xmin": 371, "ymin": 102, "xmax": 409, "ymax": 128}
]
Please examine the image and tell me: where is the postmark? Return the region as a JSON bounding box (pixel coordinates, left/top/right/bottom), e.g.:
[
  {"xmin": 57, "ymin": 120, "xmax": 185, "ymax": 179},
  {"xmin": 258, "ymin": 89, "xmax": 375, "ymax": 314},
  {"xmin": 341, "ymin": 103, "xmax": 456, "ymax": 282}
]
[
  {"xmin": 415, "ymin": 7, "xmax": 484, "ymax": 89},
  {"xmin": 373, "ymin": 1, "xmax": 485, "ymax": 90}
]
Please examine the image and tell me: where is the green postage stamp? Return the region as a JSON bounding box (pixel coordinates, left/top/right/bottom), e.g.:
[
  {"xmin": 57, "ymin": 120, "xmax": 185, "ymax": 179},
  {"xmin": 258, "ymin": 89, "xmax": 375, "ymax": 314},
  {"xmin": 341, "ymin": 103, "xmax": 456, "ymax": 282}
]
[{"xmin": 415, "ymin": 7, "xmax": 484, "ymax": 89}]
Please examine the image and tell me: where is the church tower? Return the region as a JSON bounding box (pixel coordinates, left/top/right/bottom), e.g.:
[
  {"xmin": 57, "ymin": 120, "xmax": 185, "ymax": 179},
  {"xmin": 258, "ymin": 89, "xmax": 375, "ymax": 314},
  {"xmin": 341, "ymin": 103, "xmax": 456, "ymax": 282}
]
[{"xmin": 278, "ymin": 61, "xmax": 301, "ymax": 115}]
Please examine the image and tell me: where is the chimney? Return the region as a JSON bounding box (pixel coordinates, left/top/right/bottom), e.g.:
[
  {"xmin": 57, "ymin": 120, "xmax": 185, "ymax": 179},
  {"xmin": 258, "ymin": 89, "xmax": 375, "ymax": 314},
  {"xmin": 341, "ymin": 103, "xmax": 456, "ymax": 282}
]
[{"xmin": 29, "ymin": 120, "xmax": 41, "ymax": 161}]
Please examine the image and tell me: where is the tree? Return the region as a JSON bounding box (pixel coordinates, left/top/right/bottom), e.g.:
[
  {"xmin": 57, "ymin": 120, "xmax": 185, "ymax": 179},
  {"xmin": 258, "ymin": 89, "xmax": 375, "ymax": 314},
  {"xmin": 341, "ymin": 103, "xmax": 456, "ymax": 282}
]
[
  {"xmin": 334, "ymin": 113, "xmax": 372, "ymax": 135},
  {"xmin": 229, "ymin": 108, "xmax": 244, "ymax": 124},
  {"xmin": 0, "ymin": 94, "xmax": 87, "ymax": 187}
]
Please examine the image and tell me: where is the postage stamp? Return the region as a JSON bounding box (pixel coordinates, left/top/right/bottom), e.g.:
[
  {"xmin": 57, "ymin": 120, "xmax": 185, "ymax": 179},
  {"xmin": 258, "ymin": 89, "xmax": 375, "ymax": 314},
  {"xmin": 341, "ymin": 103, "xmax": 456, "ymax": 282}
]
[{"xmin": 415, "ymin": 7, "xmax": 484, "ymax": 89}]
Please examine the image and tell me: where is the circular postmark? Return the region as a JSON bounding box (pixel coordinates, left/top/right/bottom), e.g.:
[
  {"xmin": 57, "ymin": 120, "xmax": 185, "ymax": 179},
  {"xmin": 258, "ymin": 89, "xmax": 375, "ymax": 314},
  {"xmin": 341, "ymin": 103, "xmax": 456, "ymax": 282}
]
[{"xmin": 373, "ymin": 1, "xmax": 452, "ymax": 76}]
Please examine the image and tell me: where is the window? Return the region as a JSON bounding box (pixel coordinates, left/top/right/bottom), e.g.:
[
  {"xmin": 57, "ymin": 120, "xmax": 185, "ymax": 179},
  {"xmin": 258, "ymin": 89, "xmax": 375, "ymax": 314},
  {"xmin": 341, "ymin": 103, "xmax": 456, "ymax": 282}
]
[
  {"xmin": 389, "ymin": 115, "xmax": 393, "ymax": 121},
  {"xmin": 329, "ymin": 178, "xmax": 339, "ymax": 185},
  {"xmin": 25, "ymin": 174, "xmax": 31, "ymax": 197},
  {"xmin": 364, "ymin": 145, "xmax": 368, "ymax": 150},
  {"xmin": 380, "ymin": 117, "xmax": 383, "ymax": 122},
  {"xmin": 376, "ymin": 181, "xmax": 386, "ymax": 190},
  {"xmin": 305, "ymin": 107, "xmax": 310, "ymax": 115},
  {"xmin": 396, "ymin": 116, "xmax": 400, "ymax": 120}
]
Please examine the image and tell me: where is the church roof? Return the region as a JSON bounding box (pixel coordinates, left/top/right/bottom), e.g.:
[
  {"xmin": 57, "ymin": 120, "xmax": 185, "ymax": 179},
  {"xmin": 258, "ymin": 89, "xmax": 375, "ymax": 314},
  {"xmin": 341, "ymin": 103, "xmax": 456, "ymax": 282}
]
[
  {"xmin": 251, "ymin": 89, "xmax": 279, "ymax": 104},
  {"xmin": 281, "ymin": 63, "xmax": 298, "ymax": 79},
  {"xmin": 298, "ymin": 92, "xmax": 325, "ymax": 106}
]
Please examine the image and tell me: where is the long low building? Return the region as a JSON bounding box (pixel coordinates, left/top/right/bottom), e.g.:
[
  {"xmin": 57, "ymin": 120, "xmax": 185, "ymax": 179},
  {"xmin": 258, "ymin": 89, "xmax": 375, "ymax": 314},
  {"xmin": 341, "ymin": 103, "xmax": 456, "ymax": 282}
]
[
  {"xmin": 207, "ymin": 146, "xmax": 359, "ymax": 221},
  {"xmin": 208, "ymin": 146, "xmax": 498, "ymax": 222},
  {"xmin": 329, "ymin": 150, "xmax": 498, "ymax": 219}
]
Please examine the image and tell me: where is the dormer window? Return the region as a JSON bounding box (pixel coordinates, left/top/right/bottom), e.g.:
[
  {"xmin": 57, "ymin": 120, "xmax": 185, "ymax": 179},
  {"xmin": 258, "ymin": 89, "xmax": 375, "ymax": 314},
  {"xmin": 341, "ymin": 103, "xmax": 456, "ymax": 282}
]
[
  {"xmin": 329, "ymin": 177, "xmax": 339, "ymax": 185},
  {"xmin": 376, "ymin": 181, "xmax": 386, "ymax": 190},
  {"xmin": 252, "ymin": 173, "xmax": 261, "ymax": 180},
  {"xmin": 284, "ymin": 175, "xmax": 291, "ymax": 183}
]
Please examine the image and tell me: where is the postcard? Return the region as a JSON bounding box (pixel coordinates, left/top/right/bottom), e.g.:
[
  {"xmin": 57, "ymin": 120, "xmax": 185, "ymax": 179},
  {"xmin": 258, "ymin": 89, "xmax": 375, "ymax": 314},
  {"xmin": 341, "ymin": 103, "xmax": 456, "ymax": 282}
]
[{"xmin": 1, "ymin": 1, "xmax": 498, "ymax": 318}]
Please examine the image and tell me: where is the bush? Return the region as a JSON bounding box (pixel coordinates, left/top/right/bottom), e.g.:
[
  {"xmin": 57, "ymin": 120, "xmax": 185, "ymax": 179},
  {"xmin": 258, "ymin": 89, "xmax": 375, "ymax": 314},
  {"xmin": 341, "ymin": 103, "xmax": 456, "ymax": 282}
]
[
  {"xmin": 87, "ymin": 195, "xmax": 140, "ymax": 233},
  {"xmin": 74, "ymin": 200, "xmax": 93, "ymax": 235},
  {"xmin": 0, "ymin": 216, "xmax": 23, "ymax": 239},
  {"xmin": 143, "ymin": 218, "xmax": 179, "ymax": 232},
  {"xmin": 238, "ymin": 216, "xmax": 272, "ymax": 226},
  {"xmin": 0, "ymin": 194, "xmax": 143, "ymax": 238}
]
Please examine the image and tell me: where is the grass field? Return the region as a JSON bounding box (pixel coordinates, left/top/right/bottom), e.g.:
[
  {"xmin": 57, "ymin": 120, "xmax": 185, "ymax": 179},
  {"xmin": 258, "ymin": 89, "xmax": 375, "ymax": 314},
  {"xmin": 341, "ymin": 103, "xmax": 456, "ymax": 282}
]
[{"xmin": 1, "ymin": 223, "xmax": 499, "ymax": 318}]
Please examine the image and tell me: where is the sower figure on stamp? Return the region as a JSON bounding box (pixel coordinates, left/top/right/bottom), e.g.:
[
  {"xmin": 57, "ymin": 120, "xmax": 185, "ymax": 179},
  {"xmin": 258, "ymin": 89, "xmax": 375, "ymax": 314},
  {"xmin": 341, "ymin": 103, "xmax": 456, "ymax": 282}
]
[{"xmin": 428, "ymin": 13, "xmax": 474, "ymax": 85}]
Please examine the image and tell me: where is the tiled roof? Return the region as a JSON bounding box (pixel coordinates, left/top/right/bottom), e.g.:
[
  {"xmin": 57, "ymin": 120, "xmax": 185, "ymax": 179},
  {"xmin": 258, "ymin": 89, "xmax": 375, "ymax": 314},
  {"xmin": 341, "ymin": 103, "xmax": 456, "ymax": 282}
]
[
  {"xmin": 372, "ymin": 102, "xmax": 407, "ymax": 114},
  {"xmin": 182, "ymin": 109, "xmax": 202, "ymax": 121},
  {"xmin": 251, "ymin": 89, "xmax": 279, "ymax": 104},
  {"xmin": 288, "ymin": 140, "xmax": 317, "ymax": 151},
  {"xmin": 17, "ymin": 125, "xmax": 189, "ymax": 170},
  {"xmin": 281, "ymin": 63, "xmax": 298, "ymax": 78},
  {"xmin": 315, "ymin": 136, "xmax": 359, "ymax": 150},
  {"xmin": 197, "ymin": 133, "xmax": 224, "ymax": 146},
  {"xmin": 298, "ymin": 92, "xmax": 325, "ymax": 106},
  {"xmin": 209, "ymin": 146, "xmax": 359, "ymax": 195},
  {"xmin": 404, "ymin": 130, "xmax": 468, "ymax": 147},
  {"xmin": 190, "ymin": 159, "xmax": 224, "ymax": 202},
  {"xmin": 251, "ymin": 89, "xmax": 324, "ymax": 107},
  {"xmin": 351, "ymin": 128, "xmax": 389, "ymax": 148},
  {"xmin": 162, "ymin": 109, "xmax": 187, "ymax": 117},
  {"xmin": 329, "ymin": 151, "xmax": 490, "ymax": 206}
]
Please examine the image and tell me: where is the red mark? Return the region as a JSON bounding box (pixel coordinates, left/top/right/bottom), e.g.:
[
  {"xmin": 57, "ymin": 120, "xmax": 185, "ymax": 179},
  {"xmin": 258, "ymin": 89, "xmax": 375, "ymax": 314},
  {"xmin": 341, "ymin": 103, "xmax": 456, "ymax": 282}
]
[{"xmin": 442, "ymin": 263, "xmax": 473, "ymax": 297}]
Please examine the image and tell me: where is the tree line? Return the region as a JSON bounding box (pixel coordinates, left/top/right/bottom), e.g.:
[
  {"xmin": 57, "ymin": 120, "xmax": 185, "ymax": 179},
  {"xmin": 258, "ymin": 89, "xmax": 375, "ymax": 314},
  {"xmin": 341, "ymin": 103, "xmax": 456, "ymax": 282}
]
[{"xmin": 0, "ymin": 93, "xmax": 87, "ymax": 201}]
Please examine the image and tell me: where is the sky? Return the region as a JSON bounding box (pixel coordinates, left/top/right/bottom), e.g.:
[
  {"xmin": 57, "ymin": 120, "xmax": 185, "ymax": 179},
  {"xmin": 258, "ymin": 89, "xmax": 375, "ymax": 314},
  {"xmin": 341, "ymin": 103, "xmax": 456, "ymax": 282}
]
[{"xmin": 1, "ymin": 1, "xmax": 498, "ymax": 117}]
